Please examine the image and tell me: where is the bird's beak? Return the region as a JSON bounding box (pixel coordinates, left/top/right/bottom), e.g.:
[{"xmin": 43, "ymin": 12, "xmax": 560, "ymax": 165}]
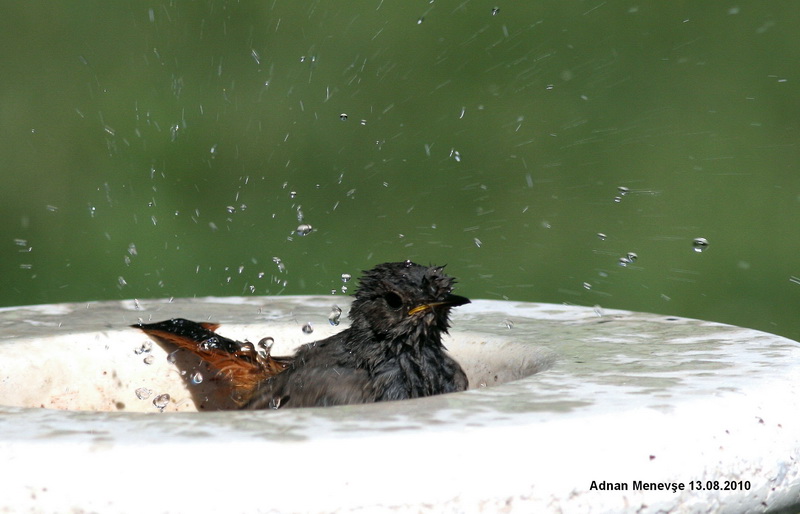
[{"xmin": 408, "ymin": 294, "xmax": 471, "ymax": 315}]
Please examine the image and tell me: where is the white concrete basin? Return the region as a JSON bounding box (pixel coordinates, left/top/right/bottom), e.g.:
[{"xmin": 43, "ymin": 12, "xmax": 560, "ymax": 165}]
[{"xmin": 0, "ymin": 297, "xmax": 799, "ymax": 513}]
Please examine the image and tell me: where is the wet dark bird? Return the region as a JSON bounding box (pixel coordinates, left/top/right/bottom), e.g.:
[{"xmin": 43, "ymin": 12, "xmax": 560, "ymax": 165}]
[{"xmin": 133, "ymin": 261, "xmax": 471, "ymax": 409}]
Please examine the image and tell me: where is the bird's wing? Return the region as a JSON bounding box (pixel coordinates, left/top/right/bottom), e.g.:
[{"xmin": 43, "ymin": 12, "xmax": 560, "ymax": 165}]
[
  {"xmin": 243, "ymin": 365, "xmax": 374, "ymax": 409},
  {"xmin": 242, "ymin": 335, "xmax": 376, "ymax": 409},
  {"xmin": 131, "ymin": 318, "xmax": 292, "ymax": 401}
]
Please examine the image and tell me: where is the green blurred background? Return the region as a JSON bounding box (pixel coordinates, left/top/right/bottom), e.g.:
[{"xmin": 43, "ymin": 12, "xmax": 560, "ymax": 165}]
[{"xmin": 2, "ymin": 2, "xmax": 800, "ymax": 341}]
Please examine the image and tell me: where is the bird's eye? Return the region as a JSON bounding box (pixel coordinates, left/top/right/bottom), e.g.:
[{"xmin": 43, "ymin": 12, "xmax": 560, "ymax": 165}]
[{"xmin": 383, "ymin": 292, "xmax": 403, "ymax": 309}]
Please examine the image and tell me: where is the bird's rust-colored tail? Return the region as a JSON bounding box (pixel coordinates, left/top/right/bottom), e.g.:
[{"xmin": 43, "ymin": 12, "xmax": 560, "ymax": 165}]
[{"xmin": 131, "ymin": 318, "xmax": 292, "ymax": 403}]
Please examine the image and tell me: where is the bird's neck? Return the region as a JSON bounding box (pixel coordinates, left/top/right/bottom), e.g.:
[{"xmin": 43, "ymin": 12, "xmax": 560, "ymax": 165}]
[
  {"xmin": 346, "ymin": 322, "xmax": 455, "ymax": 400},
  {"xmin": 346, "ymin": 319, "xmax": 446, "ymax": 364}
]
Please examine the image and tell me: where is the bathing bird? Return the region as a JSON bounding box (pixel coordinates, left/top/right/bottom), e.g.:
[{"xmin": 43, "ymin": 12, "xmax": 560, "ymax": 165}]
[{"xmin": 133, "ymin": 261, "xmax": 470, "ymax": 409}]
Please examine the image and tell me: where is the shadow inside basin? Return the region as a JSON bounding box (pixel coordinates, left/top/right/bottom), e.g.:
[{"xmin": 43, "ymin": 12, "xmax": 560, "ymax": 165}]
[{"xmin": 0, "ymin": 324, "xmax": 556, "ymax": 413}]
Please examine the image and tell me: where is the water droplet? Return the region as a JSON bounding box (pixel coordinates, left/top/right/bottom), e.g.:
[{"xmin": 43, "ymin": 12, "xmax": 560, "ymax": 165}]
[
  {"xmin": 134, "ymin": 341, "xmax": 152, "ymax": 355},
  {"xmin": 328, "ymin": 305, "xmax": 342, "ymax": 326},
  {"xmin": 473, "ymin": 237, "xmax": 483, "ymax": 248},
  {"xmin": 152, "ymin": 393, "xmax": 170, "ymax": 410},
  {"xmin": 618, "ymin": 252, "xmax": 638, "ymax": 267},
  {"xmin": 360, "ymin": 119, "xmax": 367, "ymax": 126},
  {"xmin": 135, "ymin": 388, "xmax": 152, "ymax": 400},
  {"xmin": 341, "ymin": 273, "xmax": 352, "ymax": 283},
  {"xmin": 692, "ymin": 238, "xmax": 709, "ymax": 253},
  {"xmin": 403, "ymin": 259, "xmax": 413, "ymax": 268},
  {"xmin": 269, "ymin": 397, "xmax": 283, "ymax": 409},
  {"xmin": 296, "ymin": 224, "xmax": 313, "ymax": 236},
  {"xmin": 143, "ymin": 355, "xmax": 154, "ymax": 365},
  {"xmin": 257, "ymin": 337, "xmax": 274, "ymax": 354},
  {"xmin": 200, "ymin": 337, "xmax": 220, "ymax": 350},
  {"xmin": 341, "ymin": 285, "xmax": 348, "ymax": 294},
  {"xmin": 417, "ymin": 16, "xmax": 425, "ymax": 24},
  {"xmin": 302, "ymin": 322, "xmax": 314, "ymax": 334},
  {"xmin": 339, "ymin": 113, "xmax": 348, "ymax": 121},
  {"xmin": 502, "ymin": 319, "xmax": 514, "ymax": 329},
  {"xmin": 190, "ymin": 372, "xmax": 203, "ymax": 385},
  {"xmin": 597, "ymin": 233, "xmax": 607, "ymax": 241},
  {"xmin": 118, "ymin": 276, "xmax": 128, "ymax": 287},
  {"xmin": 618, "ymin": 186, "xmax": 630, "ymax": 196},
  {"xmin": 289, "ymin": 191, "xmax": 297, "ymax": 199},
  {"xmin": 491, "ymin": 7, "xmax": 500, "ymax": 15},
  {"xmin": 226, "ymin": 205, "xmax": 236, "ymax": 214},
  {"xmin": 272, "ymin": 256, "xmax": 286, "ymax": 272},
  {"xmin": 583, "ymin": 282, "xmax": 592, "ymax": 290},
  {"xmin": 166, "ymin": 350, "xmax": 178, "ymax": 363}
]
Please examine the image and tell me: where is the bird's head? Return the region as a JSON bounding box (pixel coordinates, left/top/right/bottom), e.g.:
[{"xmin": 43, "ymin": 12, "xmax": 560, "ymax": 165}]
[{"xmin": 349, "ymin": 260, "xmax": 470, "ymax": 346}]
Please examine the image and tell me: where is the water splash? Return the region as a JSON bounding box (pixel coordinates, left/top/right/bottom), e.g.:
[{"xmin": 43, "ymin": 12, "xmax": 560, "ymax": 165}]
[
  {"xmin": 692, "ymin": 238, "xmax": 709, "ymax": 253},
  {"xmin": 257, "ymin": 337, "xmax": 274, "ymax": 355},
  {"xmin": 199, "ymin": 336, "xmax": 220, "ymax": 351},
  {"xmin": 134, "ymin": 341, "xmax": 152, "ymax": 355},
  {"xmin": 328, "ymin": 305, "xmax": 342, "ymax": 326},
  {"xmin": 135, "ymin": 388, "xmax": 152, "ymax": 400},
  {"xmin": 618, "ymin": 252, "xmax": 638, "ymax": 267},
  {"xmin": 152, "ymin": 393, "xmax": 170, "ymax": 411}
]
